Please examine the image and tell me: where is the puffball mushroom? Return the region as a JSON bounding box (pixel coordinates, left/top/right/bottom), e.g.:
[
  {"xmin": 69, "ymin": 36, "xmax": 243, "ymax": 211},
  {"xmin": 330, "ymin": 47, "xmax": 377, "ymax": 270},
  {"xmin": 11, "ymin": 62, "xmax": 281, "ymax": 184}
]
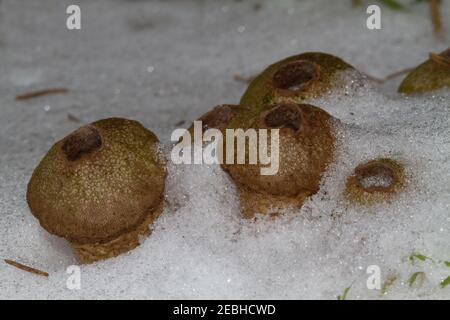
[
  {"xmin": 27, "ymin": 118, "xmax": 166, "ymax": 263},
  {"xmin": 239, "ymin": 52, "xmax": 356, "ymax": 111},
  {"xmin": 345, "ymin": 158, "xmax": 405, "ymax": 205},
  {"xmin": 222, "ymin": 103, "xmax": 336, "ymax": 218},
  {"xmin": 398, "ymin": 48, "xmax": 450, "ymax": 94}
]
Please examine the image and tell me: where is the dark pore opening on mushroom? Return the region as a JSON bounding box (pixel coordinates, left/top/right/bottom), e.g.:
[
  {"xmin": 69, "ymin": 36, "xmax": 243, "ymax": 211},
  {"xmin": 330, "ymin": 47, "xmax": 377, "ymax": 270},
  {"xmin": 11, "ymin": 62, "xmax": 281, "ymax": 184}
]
[
  {"xmin": 201, "ymin": 105, "xmax": 234, "ymax": 132},
  {"xmin": 272, "ymin": 60, "xmax": 319, "ymax": 92},
  {"xmin": 62, "ymin": 125, "xmax": 102, "ymax": 161},
  {"xmin": 355, "ymin": 163, "xmax": 396, "ymax": 192},
  {"xmin": 264, "ymin": 104, "xmax": 302, "ymax": 131}
]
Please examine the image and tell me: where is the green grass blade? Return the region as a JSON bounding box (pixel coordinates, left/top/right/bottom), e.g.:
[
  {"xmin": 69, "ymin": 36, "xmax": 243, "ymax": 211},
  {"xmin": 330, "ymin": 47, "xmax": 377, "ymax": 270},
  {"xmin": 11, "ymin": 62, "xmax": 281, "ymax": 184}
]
[
  {"xmin": 440, "ymin": 276, "xmax": 450, "ymax": 288},
  {"xmin": 337, "ymin": 286, "xmax": 351, "ymax": 300},
  {"xmin": 379, "ymin": 0, "xmax": 405, "ymax": 10},
  {"xmin": 408, "ymin": 272, "xmax": 425, "ymax": 287}
]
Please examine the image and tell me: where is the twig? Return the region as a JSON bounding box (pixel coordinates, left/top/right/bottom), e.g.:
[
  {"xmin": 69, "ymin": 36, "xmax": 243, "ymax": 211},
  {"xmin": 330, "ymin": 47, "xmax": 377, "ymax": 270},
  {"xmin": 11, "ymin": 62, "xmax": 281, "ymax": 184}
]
[
  {"xmin": 428, "ymin": 0, "xmax": 443, "ymax": 38},
  {"xmin": 233, "ymin": 74, "xmax": 256, "ymax": 84},
  {"xmin": 15, "ymin": 87, "xmax": 69, "ymax": 101},
  {"xmin": 364, "ymin": 67, "xmax": 414, "ymax": 84},
  {"xmin": 4, "ymin": 259, "xmax": 49, "ymax": 277},
  {"xmin": 352, "ymin": 0, "xmax": 362, "ymax": 8},
  {"xmin": 430, "ymin": 52, "xmax": 450, "ymax": 68},
  {"xmin": 67, "ymin": 114, "xmax": 81, "ymax": 123},
  {"xmin": 383, "ymin": 67, "xmax": 414, "ymax": 80}
]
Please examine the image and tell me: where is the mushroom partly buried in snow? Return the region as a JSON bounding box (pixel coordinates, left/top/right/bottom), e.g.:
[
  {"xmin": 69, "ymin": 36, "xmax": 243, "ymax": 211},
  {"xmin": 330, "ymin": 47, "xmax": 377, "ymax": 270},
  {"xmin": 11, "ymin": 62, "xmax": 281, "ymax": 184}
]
[
  {"xmin": 345, "ymin": 158, "xmax": 406, "ymax": 206},
  {"xmin": 398, "ymin": 48, "xmax": 450, "ymax": 94},
  {"xmin": 222, "ymin": 103, "xmax": 336, "ymax": 218},
  {"xmin": 239, "ymin": 52, "xmax": 359, "ymax": 113},
  {"xmin": 27, "ymin": 118, "xmax": 166, "ymax": 264}
]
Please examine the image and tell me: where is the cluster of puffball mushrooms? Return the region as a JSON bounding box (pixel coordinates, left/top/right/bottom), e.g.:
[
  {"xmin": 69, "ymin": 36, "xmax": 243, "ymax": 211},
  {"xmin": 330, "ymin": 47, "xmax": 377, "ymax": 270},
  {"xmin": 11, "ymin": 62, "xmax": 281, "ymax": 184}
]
[{"xmin": 27, "ymin": 49, "xmax": 450, "ymax": 264}]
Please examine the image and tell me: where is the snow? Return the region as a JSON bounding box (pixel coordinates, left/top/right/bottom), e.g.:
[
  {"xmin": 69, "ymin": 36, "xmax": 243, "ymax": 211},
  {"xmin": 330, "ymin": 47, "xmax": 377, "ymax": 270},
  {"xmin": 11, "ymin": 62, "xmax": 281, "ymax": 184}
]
[{"xmin": 0, "ymin": 0, "xmax": 449, "ymax": 299}]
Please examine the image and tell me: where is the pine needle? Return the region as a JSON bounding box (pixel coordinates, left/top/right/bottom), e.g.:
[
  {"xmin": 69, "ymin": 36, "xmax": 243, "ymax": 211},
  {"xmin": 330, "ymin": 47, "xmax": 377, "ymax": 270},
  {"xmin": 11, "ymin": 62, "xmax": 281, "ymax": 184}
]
[
  {"xmin": 428, "ymin": 0, "xmax": 443, "ymax": 38},
  {"xmin": 4, "ymin": 259, "xmax": 49, "ymax": 277},
  {"xmin": 352, "ymin": 0, "xmax": 362, "ymax": 8},
  {"xmin": 15, "ymin": 87, "xmax": 68, "ymax": 101},
  {"xmin": 430, "ymin": 52, "xmax": 450, "ymax": 68}
]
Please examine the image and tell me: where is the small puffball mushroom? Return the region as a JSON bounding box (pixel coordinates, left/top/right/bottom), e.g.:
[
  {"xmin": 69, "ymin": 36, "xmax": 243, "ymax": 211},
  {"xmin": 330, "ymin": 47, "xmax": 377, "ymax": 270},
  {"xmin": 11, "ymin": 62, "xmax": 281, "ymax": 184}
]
[
  {"xmin": 27, "ymin": 118, "xmax": 166, "ymax": 263},
  {"xmin": 345, "ymin": 158, "xmax": 405, "ymax": 205},
  {"xmin": 398, "ymin": 48, "xmax": 450, "ymax": 94},
  {"xmin": 239, "ymin": 52, "xmax": 356, "ymax": 112},
  {"xmin": 222, "ymin": 103, "xmax": 336, "ymax": 218}
]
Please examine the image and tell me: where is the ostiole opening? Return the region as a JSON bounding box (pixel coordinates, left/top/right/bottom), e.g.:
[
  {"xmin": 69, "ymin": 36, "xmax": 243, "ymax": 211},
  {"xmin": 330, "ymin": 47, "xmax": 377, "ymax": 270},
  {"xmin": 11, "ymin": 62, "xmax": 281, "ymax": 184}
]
[
  {"xmin": 264, "ymin": 103, "xmax": 302, "ymax": 131},
  {"xmin": 62, "ymin": 126, "xmax": 102, "ymax": 161},
  {"xmin": 200, "ymin": 104, "xmax": 234, "ymax": 132},
  {"xmin": 272, "ymin": 60, "xmax": 319, "ymax": 92},
  {"xmin": 355, "ymin": 163, "xmax": 396, "ymax": 193}
]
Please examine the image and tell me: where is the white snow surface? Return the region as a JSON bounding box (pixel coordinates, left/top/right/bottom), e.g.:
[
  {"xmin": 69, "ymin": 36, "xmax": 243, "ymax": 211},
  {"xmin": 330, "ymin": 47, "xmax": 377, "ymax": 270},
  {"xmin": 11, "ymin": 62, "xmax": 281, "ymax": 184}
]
[{"xmin": 0, "ymin": 0, "xmax": 449, "ymax": 299}]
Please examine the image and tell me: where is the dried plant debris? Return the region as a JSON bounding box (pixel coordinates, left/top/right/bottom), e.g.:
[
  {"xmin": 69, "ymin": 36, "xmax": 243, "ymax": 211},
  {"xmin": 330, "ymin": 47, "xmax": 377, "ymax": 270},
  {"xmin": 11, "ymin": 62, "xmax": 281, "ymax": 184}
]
[
  {"xmin": 67, "ymin": 114, "xmax": 81, "ymax": 123},
  {"xmin": 233, "ymin": 74, "xmax": 257, "ymax": 84},
  {"xmin": 4, "ymin": 259, "xmax": 49, "ymax": 277},
  {"xmin": 15, "ymin": 88, "xmax": 69, "ymax": 101},
  {"xmin": 428, "ymin": 0, "xmax": 442, "ymax": 37}
]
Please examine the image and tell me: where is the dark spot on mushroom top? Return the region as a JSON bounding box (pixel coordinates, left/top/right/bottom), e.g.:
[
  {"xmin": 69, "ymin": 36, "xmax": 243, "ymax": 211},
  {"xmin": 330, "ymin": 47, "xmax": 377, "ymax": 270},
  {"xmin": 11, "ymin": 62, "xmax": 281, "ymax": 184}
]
[
  {"xmin": 62, "ymin": 126, "xmax": 102, "ymax": 161},
  {"xmin": 355, "ymin": 162, "xmax": 396, "ymax": 193},
  {"xmin": 272, "ymin": 60, "xmax": 319, "ymax": 92},
  {"xmin": 264, "ymin": 104, "xmax": 302, "ymax": 131}
]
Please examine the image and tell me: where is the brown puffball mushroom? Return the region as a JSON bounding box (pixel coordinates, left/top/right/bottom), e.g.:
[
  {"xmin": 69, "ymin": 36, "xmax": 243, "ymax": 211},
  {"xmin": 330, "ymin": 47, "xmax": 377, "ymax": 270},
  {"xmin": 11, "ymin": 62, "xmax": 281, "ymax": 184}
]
[
  {"xmin": 239, "ymin": 52, "xmax": 356, "ymax": 113},
  {"xmin": 27, "ymin": 118, "xmax": 166, "ymax": 263},
  {"xmin": 345, "ymin": 158, "xmax": 405, "ymax": 205},
  {"xmin": 398, "ymin": 48, "xmax": 450, "ymax": 94},
  {"xmin": 222, "ymin": 103, "xmax": 336, "ymax": 218}
]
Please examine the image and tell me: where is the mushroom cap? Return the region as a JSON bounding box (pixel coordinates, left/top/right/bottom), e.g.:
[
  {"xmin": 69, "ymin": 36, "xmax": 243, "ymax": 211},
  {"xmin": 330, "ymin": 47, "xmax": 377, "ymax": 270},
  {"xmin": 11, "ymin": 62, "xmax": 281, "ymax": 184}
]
[
  {"xmin": 222, "ymin": 103, "xmax": 336, "ymax": 197},
  {"xmin": 398, "ymin": 48, "xmax": 450, "ymax": 94},
  {"xmin": 239, "ymin": 52, "xmax": 354, "ymax": 111},
  {"xmin": 27, "ymin": 118, "xmax": 166, "ymax": 245}
]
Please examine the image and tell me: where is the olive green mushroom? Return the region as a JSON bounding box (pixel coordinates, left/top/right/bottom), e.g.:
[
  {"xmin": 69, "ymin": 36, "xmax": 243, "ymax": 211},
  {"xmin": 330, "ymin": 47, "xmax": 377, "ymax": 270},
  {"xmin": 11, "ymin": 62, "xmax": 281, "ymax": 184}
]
[
  {"xmin": 27, "ymin": 118, "xmax": 166, "ymax": 263},
  {"xmin": 222, "ymin": 103, "xmax": 336, "ymax": 218},
  {"xmin": 398, "ymin": 48, "xmax": 450, "ymax": 94},
  {"xmin": 239, "ymin": 52, "xmax": 356, "ymax": 114}
]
